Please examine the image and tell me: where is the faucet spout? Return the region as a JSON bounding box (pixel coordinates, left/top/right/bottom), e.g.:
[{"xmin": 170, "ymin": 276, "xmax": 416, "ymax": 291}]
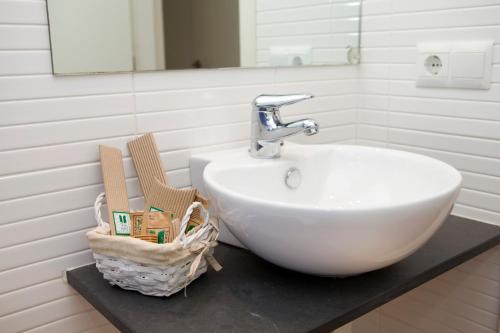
[
  {"xmin": 264, "ymin": 118, "xmax": 318, "ymax": 141},
  {"xmin": 285, "ymin": 118, "xmax": 319, "ymax": 136}
]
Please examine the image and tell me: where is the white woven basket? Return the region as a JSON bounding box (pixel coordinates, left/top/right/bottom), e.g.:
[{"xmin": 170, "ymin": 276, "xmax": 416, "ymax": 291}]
[{"xmin": 87, "ymin": 193, "xmax": 220, "ymax": 297}]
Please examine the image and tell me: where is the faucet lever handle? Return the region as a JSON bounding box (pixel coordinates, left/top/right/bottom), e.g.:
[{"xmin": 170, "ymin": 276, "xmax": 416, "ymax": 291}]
[{"xmin": 253, "ymin": 94, "xmax": 314, "ymax": 111}]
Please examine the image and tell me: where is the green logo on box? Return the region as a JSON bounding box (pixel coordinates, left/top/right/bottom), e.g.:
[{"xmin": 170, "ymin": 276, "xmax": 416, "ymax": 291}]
[{"xmin": 112, "ymin": 211, "xmax": 131, "ymax": 236}]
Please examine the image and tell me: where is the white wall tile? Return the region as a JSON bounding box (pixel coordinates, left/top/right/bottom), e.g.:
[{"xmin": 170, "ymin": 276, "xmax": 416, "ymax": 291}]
[
  {"xmin": 392, "ymin": 0, "xmax": 500, "ymax": 13},
  {"xmin": 388, "ymin": 96, "xmax": 500, "ymax": 121},
  {"xmin": 0, "ymin": 296, "xmax": 92, "ymax": 333},
  {"xmin": 0, "ymin": 279, "xmax": 75, "ymax": 318},
  {"xmin": 0, "ymin": 25, "xmax": 49, "ymax": 50},
  {"xmin": 0, "ymin": 74, "xmax": 133, "ymax": 101},
  {"xmin": 364, "ymin": 6, "xmax": 500, "ymax": 32},
  {"xmin": 0, "ymin": 94, "xmax": 135, "ymax": 126},
  {"xmin": 0, "ymin": 136, "xmax": 131, "ymax": 176},
  {"xmin": 388, "ymin": 128, "xmax": 500, "ymax": 160},
  {"xmin": 0, "ymin": 50, "xmax": 52, "ymax": 75},
  {"xmin": 133, "ymin": 67, "xmax": 275, "ymax": 92},
  {"xmin": 0, "ymin": 115, "xmax": 136, "ymax": 151},
  {"xmin": 387, "ymin": 113, "xmax": 500, "ymax": 142},
  {"xmin": 0, "ymin": 250, "xmax": 93, "ymax": 294},
  {"xmin": 0, "ymin": 1, "xmax": 47, "ymax": 25},
  {"xmin": 24, "ymin": 310, "xmax": 110, "ymax": 333}
]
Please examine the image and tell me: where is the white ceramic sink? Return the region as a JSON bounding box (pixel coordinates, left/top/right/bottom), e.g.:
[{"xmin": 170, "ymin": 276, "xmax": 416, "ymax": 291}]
[{"xmin": 194, "ymin": 143, "xmax": 462, "ymax": 276}]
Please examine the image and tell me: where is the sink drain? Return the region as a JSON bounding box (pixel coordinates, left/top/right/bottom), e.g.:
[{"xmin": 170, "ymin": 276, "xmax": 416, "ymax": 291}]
[{"xmin": 285, "ymin": 167, "xmax": 301, "ymax": 189}]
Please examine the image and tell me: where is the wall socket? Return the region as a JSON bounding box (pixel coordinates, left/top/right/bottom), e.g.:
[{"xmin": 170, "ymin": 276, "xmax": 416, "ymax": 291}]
[
  {"xmin": 424, "ymin": 55, "xmax": 444, "ymax": 76},
  {"xmin": 416, "ymin": 41, "xmax": 493, "ymax": 89}
]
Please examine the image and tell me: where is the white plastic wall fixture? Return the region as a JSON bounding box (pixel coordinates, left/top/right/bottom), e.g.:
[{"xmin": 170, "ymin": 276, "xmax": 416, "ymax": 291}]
[
  {"xmin": 416, "ymin": 41, "xmax": 493, "ymax": 89},
  {"xmin": 269, "ymin": 46, "xmax": 312, "ymax": 66}
]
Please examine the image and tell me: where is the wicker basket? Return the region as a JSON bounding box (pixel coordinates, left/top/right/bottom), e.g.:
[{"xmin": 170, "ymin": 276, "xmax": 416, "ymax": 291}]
[{"xmin": 87, "ymin": 193, "xmax": 220, "ymax": 297}]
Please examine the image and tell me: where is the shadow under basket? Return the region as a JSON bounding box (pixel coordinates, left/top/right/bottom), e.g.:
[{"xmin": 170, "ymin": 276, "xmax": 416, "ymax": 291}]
[{"xmin": 87, "ymin": 193, "xmax": 221, "ymax": 297}]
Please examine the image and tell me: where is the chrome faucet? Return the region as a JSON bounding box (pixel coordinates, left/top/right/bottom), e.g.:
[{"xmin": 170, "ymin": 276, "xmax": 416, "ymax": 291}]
[{"xmin": 249, "ymin": 94, "xmax": 319, "ymax": 158}]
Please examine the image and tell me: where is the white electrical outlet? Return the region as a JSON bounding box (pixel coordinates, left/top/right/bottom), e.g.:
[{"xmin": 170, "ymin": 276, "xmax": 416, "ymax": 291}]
[
  {"xmin": 424, "ymin": 55, "xmax": 444, "ymax": 76},
  {"xmin": 416, "ymin": 41, "xmax": 493, "ymax": 89}
]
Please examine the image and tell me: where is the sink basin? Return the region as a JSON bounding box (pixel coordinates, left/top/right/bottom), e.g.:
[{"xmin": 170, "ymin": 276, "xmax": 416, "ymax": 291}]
[{"xmin": 199, "ymin": 143, "xmax": 462, "ymax": 276}]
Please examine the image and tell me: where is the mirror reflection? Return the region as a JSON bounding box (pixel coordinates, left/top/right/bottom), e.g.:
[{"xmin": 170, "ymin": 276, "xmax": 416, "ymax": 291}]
[{"xmin": 47, "ymin": 0, "xmax": 361, "ymax": 74}]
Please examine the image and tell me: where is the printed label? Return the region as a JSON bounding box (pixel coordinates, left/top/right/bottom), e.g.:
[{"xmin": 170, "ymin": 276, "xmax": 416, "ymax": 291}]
[
  {"xmin": 112, "ymin": 211, "xmax": 131, "ymax": 236},
  {"xmin": 147, "ymin": 228, "xmax": 169, "ymax": 244},
  {"xmin": 149, "ymin": 206, "xmax": 175, "ymax": 219}
]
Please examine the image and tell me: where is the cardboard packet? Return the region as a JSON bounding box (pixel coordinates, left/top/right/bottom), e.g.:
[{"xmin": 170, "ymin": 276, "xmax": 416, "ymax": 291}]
[
  {"xmin": 127, "ymin": 134, "xmax": 167, "ymax": 202},
  {"xmin": 111, "ymin": 211, "xmax": 132, "ymax": 236},
  {"xmin": 131, "ymin": 212, "xmax": 145, "ymax": 236},
  {"xmin": 185, "ymin": 192, "xmax": 210, "ymax": 234},
  {"xmin": 145, "ymin": 179, "xmax": 196, "ymax": 220},
  {"xmin": 143, "ymin": 211, "xmax": 176, "ymax": 243},
  {"xmin": 185, "ymin": 220, "xmax": 201, "ymax": 234},
  {"xmin": 133, "ymin": 234, "xmax": 158, "ymax": 243},
  {"xmin": 99, "ymin": 145, "xmax": 130, "ymax": 236}
]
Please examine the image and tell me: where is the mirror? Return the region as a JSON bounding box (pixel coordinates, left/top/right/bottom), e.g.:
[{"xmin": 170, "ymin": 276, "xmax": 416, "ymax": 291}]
[{"xmin": 47, "ymin": 0, "xmax": 361, "ymax": 75}]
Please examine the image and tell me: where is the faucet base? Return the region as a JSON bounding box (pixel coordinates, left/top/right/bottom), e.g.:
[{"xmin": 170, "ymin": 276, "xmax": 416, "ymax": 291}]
[{"xmin": 249, "ymin": 140, "xmax": 283, "ymax": 159}]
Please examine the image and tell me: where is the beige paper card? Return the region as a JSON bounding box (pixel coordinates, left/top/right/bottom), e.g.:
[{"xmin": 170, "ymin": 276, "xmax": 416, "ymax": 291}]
[
  {"xmin": 127, "ymin": 133, "xmax": 207, "ymax": 233},
  {"xmin": 127, "ymin": 133, "xmax": 167, "ymax": 201},
  {"xmin": 145, "ymin": 179, "xmax": 196, "ymax": 220},
  {"xmin": 99, "ymin": 145, "xmax": 130, "ymax": 235},
  {"xmin": 131, "ymin": 212, "xmax": 145, "ymax": 236},
  {"xmin": 142, "ymin": 211, "xmax": 175, "ymax": 243}
]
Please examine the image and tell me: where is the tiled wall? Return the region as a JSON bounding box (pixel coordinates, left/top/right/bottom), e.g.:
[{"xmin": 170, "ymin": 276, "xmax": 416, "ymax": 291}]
[
  {"xmin": 352, "ymin": 0, "xmax": 500, "ymax": 332},
  {"xmin": 0, "ymin": 1, "xmax": 357, "ymax": 332},
  {"xmin": 255, "ymin": 0, "xmax": 360, "ymax": 65}
]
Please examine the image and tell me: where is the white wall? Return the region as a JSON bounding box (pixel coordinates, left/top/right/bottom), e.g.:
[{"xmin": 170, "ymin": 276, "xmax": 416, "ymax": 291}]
[
  {"xmin": 0, "ymin": 1, "xmax": 357, "ymax": 332},
  {"xmin": 351, "ymin": 0, "xmax": 500, "ymax": 332}
]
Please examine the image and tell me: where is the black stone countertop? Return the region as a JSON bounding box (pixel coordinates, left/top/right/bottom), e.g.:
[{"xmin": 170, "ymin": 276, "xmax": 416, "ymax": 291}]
[{"xmin": 67, "ymin": 215, "xmax": 500, "ymax": 333}]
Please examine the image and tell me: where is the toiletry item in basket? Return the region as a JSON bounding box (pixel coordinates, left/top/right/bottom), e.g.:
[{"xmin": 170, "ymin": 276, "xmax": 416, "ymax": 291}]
[
  {"xmin": 99, "ymin": 145, "xmax": 130, "ymax": 236},
  {"xmin": 143, "ymin": 211, "xmax": 176, "ymax": 243},
  {"xmin": 128, "ymin": 133, "xmax": 167, "ymax": 202},
  {"xmin": 111, "ymin": 211, "xmax": 132, "ymax": 236},
  {"xmin": 131, "ymin": 212, "xmax": 145, "ymax": 236},
  {"xmin": 145, "ymin": 179, "xmax": 196, "ymax": 221}
]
